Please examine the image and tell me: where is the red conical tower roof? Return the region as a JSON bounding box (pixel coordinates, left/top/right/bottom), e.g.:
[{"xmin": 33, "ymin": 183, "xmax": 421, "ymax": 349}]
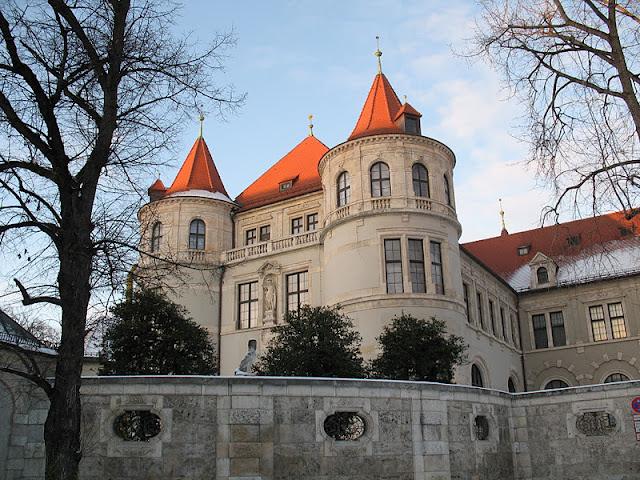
[
  {"xmin": 166, "ymin": 136, "xmax": 228, "ymax": 196},
  {"xmin": 236, "ymin": 135, "xmax": 329, "ymax": 211},
  {"xmin": 348, "ymin": 73, "xmax": 404, "ymax": 141}
]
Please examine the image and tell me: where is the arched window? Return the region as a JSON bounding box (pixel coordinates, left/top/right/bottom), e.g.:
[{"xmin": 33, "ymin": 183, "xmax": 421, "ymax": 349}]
[
  {"xmin": 508, "ymin": 378, "xmax": 517, "ymax": 393},
  {"xmin": 337, "ymin": 171, "xmax": 351, "ymax": 207},
  {"xmin": 412, "ymin": 164, "xmax": 429, "ymax": 197},
  {"xmin": 370, "ymin": 162, "xmax": 391, "ymax": 197},
  {"xmin": 189, "ymin": 219, "xmax": 206, "ymax": 250},
  {"xmin": 444, "ymin": 174, "xmax": 452, "ymax": 206},
  {"xmin": 536, "ymin": 266, "xmax": 549, "ymax": 284},
  {"xmin": 471, "ymin": 364, "xmax": 484, "ymax": 388},
  {"xmin": 544, "ymin": 379, "xmax": 569, "ymax": 390},
  {"xmin": 150, "ymin": 221, "xmax": 162, "ymax": 252},
  {"xmin": 604, "ymin": 373, "xmax": 629, "ymax": 383}
]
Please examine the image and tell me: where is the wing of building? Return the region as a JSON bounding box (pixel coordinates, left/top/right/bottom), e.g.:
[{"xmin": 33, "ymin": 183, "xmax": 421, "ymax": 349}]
[{"xmin": 138, "ymin": 62, "xmax": 640, "ymax": 392}]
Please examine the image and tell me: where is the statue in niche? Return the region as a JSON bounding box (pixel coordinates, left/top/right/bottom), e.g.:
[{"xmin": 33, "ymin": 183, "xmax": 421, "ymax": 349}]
[
  {"xmin": 234, "ymin": 339, "xmax": 257, "ymax": 376},
  {"xmin": 262, "ymin": 274, "xmax": 277, "ymax": 324}
]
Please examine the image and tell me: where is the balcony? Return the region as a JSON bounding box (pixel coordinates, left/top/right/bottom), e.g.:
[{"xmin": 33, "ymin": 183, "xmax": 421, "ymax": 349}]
[
  {"xmin": 325, "ymin": 196, "xmax": 456, "ymax": 225},
  {"xmin": 224, "ymin": 230, "xmax": 320, "ymax": 264}
]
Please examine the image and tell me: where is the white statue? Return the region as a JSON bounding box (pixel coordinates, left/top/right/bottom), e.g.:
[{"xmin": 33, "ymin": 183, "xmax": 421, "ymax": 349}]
[
  {"xmin": 234, "ymin": 340, "xmax": 257, "ymax": 376},
  {"xmin": 263, "ymin": 275, "xmax": 276, "ymax": 323}
]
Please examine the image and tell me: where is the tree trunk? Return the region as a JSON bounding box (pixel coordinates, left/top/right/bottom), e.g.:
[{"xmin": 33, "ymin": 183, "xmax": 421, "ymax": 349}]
[{"xmin": 43, "ymin": 235, "xmax": 93, "ymax": 480}]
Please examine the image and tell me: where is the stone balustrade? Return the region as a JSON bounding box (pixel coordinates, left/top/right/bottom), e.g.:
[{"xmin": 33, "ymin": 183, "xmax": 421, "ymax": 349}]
[{"xmin": 224, "ymin": 230, "xmax": 320, "ymax": 263}]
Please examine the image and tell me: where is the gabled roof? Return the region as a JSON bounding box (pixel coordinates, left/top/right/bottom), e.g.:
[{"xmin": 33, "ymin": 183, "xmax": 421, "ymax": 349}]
[
  {"xmin": 394, "ymin": 102, "xmax": 422, "ymax": 120},
  {"xmin": 0, "ymin": 308, "xmax": 43, "ymax": 349},
  {"xmin": 148, "ymin": 179, "xmax": 166, "ymax": 192},
  {"xmin": 166, "ymin": 136, "xmax": 229, "ymax": 197},
  {"xmin": 348, "ymin": 73, "xmax": 405, "ymax": 140},
  {"xmin": 235, "ymin": 135, "xmax": 329, "ymax": 211},
  {"xmin": 462, "ymin": 211, "xmax": 640, "ymax": 291}
]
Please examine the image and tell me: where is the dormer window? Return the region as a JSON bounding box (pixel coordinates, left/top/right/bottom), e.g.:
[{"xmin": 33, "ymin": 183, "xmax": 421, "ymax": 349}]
[
  {"xmin": 567, "ymin": 234, "xmax": 581, "ymax": 246},
  {"xmin": 404, "ymin": 115, "xmax": 420, "ymax": 135},
  {"xmin": 517, "ymin": 245, "xmax": 530, "ymax": 256},
  {"xmin": 279, "ymin": 180, "xmax": 293, "ymax": 192},
  {"xmin": 536, "ymin": 266, "xmax": 549, "ymax": 284}
]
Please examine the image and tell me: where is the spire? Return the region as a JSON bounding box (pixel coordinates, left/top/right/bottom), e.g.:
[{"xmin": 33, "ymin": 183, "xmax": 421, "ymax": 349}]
[
  {"xmin": 348, "ymin": 71, "xmax": 404, "ymax": 140},
  {"xmin": 308, "ymin": 114, "xmax": 314, "ymax": 137},
  {"xmin": 199, "ymin": 111, "xmax": 205, "ymax": 138},
  {"xmin": 374, "ymin": 35, "xmax": 383, "ymax": 74},
  {"xmin": 499, "ymin": 198, "xmax": 509, "ymax": 236},
  {"xmin": 166, "ymin": 135, "xmax": 229, "ymax": 197}
]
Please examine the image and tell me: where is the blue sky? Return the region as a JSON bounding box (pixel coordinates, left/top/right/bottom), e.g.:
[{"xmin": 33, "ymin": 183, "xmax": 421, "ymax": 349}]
[{"xmin": 165, "ymin": 0, "xmax": 555, "ymax": 242}]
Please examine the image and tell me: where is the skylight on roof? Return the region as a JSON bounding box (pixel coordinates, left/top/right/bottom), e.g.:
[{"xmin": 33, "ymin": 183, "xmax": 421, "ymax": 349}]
[{"xmin": 517, "ymin": 245, "xmax": 530, "ymax": 256}]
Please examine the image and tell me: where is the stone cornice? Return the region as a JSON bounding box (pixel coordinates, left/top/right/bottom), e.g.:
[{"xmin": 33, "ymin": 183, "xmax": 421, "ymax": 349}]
[{"xmin": 318, "ymin": 134, "xmax": 456, "ymax": 175}]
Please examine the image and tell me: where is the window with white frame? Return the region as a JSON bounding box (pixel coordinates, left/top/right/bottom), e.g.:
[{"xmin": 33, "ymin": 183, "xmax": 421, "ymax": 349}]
[
  {"xmin": 286, "ymin": 271, "xmax": 309, "ymax": 313},
  {"xmin": 430, "ymin": 241, "xmax": 444, "ymax": 294},
  {"xmin": 589, "ymin": 305, "xmax": 608, "ymax": 341},
  {"xmin": 532, "ymin": 314, "xmax": 548, "ymax": 349},
  {"xmin": 238, "ymin": 282, "xmax": 258, "ymax": 329},
  {"xmin": 259, "ymin": 225, "xmax": 271, "ymax": 242},
  {"xmin": 245, "ymin": 228, "xmax": 257, "ymax": 245},
  {"xmin": 337, "ymin": 171, "xmax": 351, "ymax": 207},
  {"xmin": 384, "ymin": 239, "xmax": 403, "ymax": 293},
  {"xmin": 188, "ymin": 219, "xmax": 206, "ymax": 250},
  {"xmin": 550, "ymin": 311, "xmax": 566, "ymax": 346},
  {"xmin": 306, "ymin": 213, "xmax": 318, "ymax": 231},
  {"xmin": 608, "ymin": 302, "xmax": 627, "ymax": 339},
  {"xmin": 531, "ymin": 311, "xmax": 566, "ymax": 349},
  {"xmin": 291, "ymin": 217, "xmax": 303, "ymax": 235},
  {"xmin": 370, "ymin": 162, "xmax": 391, "ymax": 197},
  {"xmin": 150, "ymin": 221, "xmax": 162, "ymax": 252},
  {"xmin": 412, "ymin": 163, "xmax": 429, "ymax": 197},
  {"xmin": 408, "ymin": 239, "xmax": 426, "ymax": 293}
]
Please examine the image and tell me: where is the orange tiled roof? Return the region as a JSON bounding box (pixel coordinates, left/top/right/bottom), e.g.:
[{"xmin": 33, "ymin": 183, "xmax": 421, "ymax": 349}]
[
  {"xmin": 394, "ymin": 102, "xmax": 422, "ymax": 120},
  {"xmin": 148, "ymin": 179, "xmax": 166, "ymax": 192},
  {"xmin": 462, "ymin": 211, "xmax": 640, "ymax": 279},
  {"xmin": 235, "ymin": 135, "xmax": 329, "ymax": 211},
  {"xmin": 348, "ymin": 73, "xmax": 405, "ymax": 140},
  {"xmin": 166, "ymin": 136, "xmax": 228, "ymax": 196}
]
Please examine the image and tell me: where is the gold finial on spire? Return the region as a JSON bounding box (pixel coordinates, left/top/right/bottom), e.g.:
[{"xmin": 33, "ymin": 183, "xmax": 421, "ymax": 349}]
[
  {"xmin": 308, "ymin": 114, "xmax": 314, "ymax": 137},
  {"xmin": 499, "ymin": 198, "xmax": 508, "ymax": 235},
  {"xmin": 198, "ymin": 111, "xmax": 205, "ymax": 138},
  {"xmin": 403, "ymin": 94, "xmax": 408, "ymax": 104},
  {"xmin": 374, "ymin": 35, "xmax": 383, "ymax": 74}
]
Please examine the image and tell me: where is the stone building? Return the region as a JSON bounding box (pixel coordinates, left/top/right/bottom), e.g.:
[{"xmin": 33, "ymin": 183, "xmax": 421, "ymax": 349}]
[{"xmin": 138, "ymin": 60, "xmax": 640, "ymax": 391}]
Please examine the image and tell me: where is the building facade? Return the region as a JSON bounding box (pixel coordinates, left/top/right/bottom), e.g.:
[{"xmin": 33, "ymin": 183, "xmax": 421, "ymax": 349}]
[{"xmin": 138, "ymin": 64, "xmax": 640, "ymax": 391}]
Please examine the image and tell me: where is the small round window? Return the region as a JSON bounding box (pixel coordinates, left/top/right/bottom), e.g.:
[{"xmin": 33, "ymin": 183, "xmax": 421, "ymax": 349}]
[
  {"xmin": 323, "ymin": 412, "xmax": 366, "ymax": 441},
  {"xmin": 474, "ymin": 415, "xmax": 489, "ymax": 441},
  {"xmin": 113, "ymin": 410, "xmax": 162, "ymax": 442}
]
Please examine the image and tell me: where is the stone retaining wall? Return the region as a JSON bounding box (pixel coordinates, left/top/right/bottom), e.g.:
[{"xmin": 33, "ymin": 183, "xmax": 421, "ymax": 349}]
[{"xmin": 1, "ymin": 376, "xmax": 639, "ymax": 479}]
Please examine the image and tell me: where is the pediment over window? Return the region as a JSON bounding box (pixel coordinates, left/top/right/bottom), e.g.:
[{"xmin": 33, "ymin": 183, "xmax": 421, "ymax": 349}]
[{"xmin": 528, "ymin": 252, "xmax": 557, "ymax": 289}]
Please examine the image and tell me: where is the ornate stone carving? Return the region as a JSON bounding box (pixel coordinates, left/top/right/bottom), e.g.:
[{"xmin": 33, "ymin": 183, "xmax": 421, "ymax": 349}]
[{"xmin": 259, "ymin": 262, "xmax": 281, "ymax": 325}]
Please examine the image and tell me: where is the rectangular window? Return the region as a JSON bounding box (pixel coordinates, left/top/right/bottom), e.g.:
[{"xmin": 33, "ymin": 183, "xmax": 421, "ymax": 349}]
[
  {"xmin": 608, "ymin": 302, "xmax": 627, "ymax": 339},
  {"xmin": 291, "ymin": 217, "xmax": 303, "ymax": 235},
  {"xmin": 463, "ymin": 283, "xmax": 470, "ymax": 322},
  {"xmin": 306, "ymin": 213, "xmax": 318, "ymax": 231},
  {"xmin": 430, "ymin": 241, "xmax": 444, "ymax": 294},
  {"xmin": 550, "ymin": 311, "xmax": 566, "ymax": 347},
  {"xmin": 384, "ymin": 239, "xmax": 403, "ymax": 293},
  {"xmin": 286, "ymin": 271, "xmax": 309, "ymax": 313},
  {"xmin": 259, "ymin": 225, "xmax": 271, "ymax": 242},
  {"xmin": 500, "ymin": 307, "xmax": 507, "ymax": 340},
  {"xmin": 245, "ymin": 228, "xmax": 256, "ymax": 246},
  {"xmin": 476, "ymin": 292, "xmax": 485, "ymax": 329},
  {"xmin": 589, "ymin": 305, "xmax": 608, "ymax": 341},
  {"xmin": 408, "ymin": 239, "xmax": 426, "ymax": 293},
  {"xmin": 489, "ymin": 299, "xmax": 496, "ymax": 335},
  {"xmin": 512, "ymin": 313, "xmax": 520, "ymax": 348},
  {"xmin": 532, "ymin": 314, "xmax": 548, "ymax": 349},
  {"xmin": 238, "ymin": 282, "xmax": 258, "ymax": 329}
]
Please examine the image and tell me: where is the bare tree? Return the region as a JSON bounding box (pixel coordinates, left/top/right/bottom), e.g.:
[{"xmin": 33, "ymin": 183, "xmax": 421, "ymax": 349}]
[
  {"xmin": 472, "ymin": 0, "xmax": 640, "ymax": 220},
  {"xmin": 0, "ymin": 1, "xmax": 243, "ymax": 478}
]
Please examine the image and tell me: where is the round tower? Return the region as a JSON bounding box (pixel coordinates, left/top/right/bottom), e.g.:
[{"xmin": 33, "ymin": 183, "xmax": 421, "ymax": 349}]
[
  {"xmin": 318, "ymin": 69, "xmax": 465, "ymax": 358},
  {"xmin": 138, "ymin": 131, "xmax": 234, "ymax": 344}
]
